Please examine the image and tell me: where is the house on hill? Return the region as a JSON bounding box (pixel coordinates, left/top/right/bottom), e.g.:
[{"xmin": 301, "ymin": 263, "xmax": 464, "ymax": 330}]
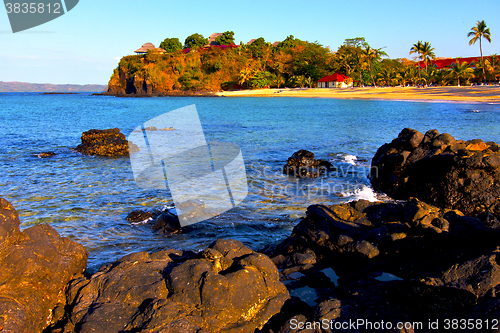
[
  {"xmin": 134, "ymin": 43, "xmax": 166, "ymax": 55},
  {"xmin": 318, "ymin": 72, "xmax": 353, "ymax": 88},
  {"xmin": 208, "ymin": 33, "xmax": 223, "ymax": 46}
]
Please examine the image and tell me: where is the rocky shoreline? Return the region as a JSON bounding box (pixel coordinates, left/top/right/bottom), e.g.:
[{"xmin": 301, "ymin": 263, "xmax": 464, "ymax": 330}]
[{"xmin": 2, "ymin": 128, "xmax": 500, "ymax": 332}]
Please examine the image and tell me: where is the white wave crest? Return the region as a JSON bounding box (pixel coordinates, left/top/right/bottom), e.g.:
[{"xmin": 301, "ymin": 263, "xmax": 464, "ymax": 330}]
[
  {"xmin": 346, "ymin": 185, "xmax": 378, "ymax": 202},
  {"xmin": 344, "ymin": 154, "xmax": 357, "ymax": 165}
]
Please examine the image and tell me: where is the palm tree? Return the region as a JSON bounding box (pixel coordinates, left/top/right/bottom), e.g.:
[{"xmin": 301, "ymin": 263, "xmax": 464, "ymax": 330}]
[
  {"xmin": 468, "ymin": 20, "xmax": 492, "ymax": 84},
  {"xmin": 432, "ymin": 69, "xmax": 451, "ymax": 86},
  {"xmin": 239, "ymin": 68, "xmax": 253, "ymax": 88},
  {"xmin": 419, "ymin": 42, "xmax": 436, "ymax": 76},
  {"xmin": 486, "ymin": 54, "xmax": 500, "ymax": 84},
  {"xmin": 362, "ymin": 46, "xmax": 379, "ymax": 87},
  {"xmin": 410, "ymin": 41, "xmax": 424, "ymax": 80},
  {"xmin": 449, "ymin": 61, "xmax": 475, "ymax": 86},
  {"xmin": 473, "ymin": 58, "xmax": 488, "ymax": 83},
  {"xmin": 410, "ymin": 41, "xmax": 435, "ymax": 77}
]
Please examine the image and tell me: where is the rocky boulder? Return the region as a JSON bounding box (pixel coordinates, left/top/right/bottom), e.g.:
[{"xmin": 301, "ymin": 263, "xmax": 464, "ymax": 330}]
[
  {"xmin": 48, "ymin": 239, "xmax": 289, "ymax": 333},
  {"xmin": 0, "ymin": 198, "xmax": 88, "ymax": 332},
  {"xmin": 260, "ymin": 199, "xmax": 500, "ymax": 332},
  {"xmin": 75, "ymin": 128, "xmax": 139, "ymax": 157},
  {"xmin": 370, "ymin": 128, "xmax": 500, "ymax": 222},
  {"xmin": 283, "ymin": 149, "xmax": 335, "ymax": 178},
  {"xmin": 271, "ymin": 198, "xmax": 500, "ymax": 278}
]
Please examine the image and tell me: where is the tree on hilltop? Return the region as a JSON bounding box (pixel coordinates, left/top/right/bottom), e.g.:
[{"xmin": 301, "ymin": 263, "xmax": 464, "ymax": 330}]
[
  {"xmin": 184, "ymin": 33, "xmax": 208, "ymax": 49},
  {"xmin": 468, "ymin": 20, "xmax": 491, "ymax": 84},
  {"xmin": 159, "ymin": 38, "xmax": 183, "ymax": 53},
  {"xmin": 215, "ymin": 31, "xmax": 235, "ymax": 45}
]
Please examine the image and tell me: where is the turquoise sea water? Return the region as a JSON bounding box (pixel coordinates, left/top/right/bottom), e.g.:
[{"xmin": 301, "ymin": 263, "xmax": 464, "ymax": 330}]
[{"xmin": 1, "ymin": 93, "xmax": 499, "ymax": 272}]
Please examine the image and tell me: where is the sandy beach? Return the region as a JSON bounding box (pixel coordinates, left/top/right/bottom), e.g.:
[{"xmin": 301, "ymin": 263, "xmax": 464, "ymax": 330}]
[{"xmin": 217, "ymin": 86, "xmax": 500, "ymax": 103}]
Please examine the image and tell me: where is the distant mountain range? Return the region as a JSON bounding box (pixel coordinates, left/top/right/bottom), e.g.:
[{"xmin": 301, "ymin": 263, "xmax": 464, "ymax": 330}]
[{"xmin": 0, "ymin": 81, "xmax": 107, "ymax": 92}]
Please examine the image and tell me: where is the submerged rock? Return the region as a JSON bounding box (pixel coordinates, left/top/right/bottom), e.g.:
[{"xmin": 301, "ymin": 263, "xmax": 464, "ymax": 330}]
[
  {"xmin": 152, "ymin": 210, "xmax": 181, "ymax": 234},
  {"xmin": 37, "ymin": 151, "xmax": 57, "ymax": 158},
  {"xmin": 127, "ymin": 208, "xmax": 181, "ymax": 234},
  {"xmin": 48, "ymin": 239, "xmax": 289, "ymax": 333},
  {"xmin": 75, "ymin": 128, "xmax": 139, "ymax": 157},
  {"xmin": 370, "ymin": 128, "xmax": 500, "ymax": 222},
  {"xmin": 0, "ymin": 198, "xmax": 88, "ymax": 333},
  {"xmin": 126, "ymin": 209, "xmax": 153, "ymax": 222},
  {"xmin": 283, "ymin": 149, "xmax": 335, "ymax": 178}
]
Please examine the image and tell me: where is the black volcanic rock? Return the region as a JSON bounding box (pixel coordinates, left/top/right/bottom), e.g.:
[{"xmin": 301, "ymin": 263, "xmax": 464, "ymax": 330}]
[
  {"xmin": 75, "ymin": 128, "xmax": 139, "ymax": 156},
  {"xmin": 283, "ymin": 149, "xmax": 335, "ymax": 178},
  {"xmin": 0, "ymin": 198, "xmax": 88, "ymax": 332},
  {"xmin": 126, "ymin": 209, "xmax": 153, "ymax": 222},
  {"xmin": 370, "ymin": 128, "xmax": 500, "ymax": 222},
  {"xmin": 49, "ymin": 239, "xmax": 289, "ymax": 333},
  {"xmin": 260, "ymin": 199, "xmax": 500, "ymax": 332}
]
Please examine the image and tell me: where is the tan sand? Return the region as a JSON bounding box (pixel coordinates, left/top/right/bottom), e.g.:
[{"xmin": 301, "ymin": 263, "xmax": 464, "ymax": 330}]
[{"xmin": 216, "ymin": 86, "xmax": 500, "ymax": 103}]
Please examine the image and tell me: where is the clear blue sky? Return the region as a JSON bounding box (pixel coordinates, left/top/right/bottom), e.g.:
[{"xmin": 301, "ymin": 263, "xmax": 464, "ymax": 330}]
[{"xmin": 1, "ymin": 0, "xmax": 499, "ymax": 85}]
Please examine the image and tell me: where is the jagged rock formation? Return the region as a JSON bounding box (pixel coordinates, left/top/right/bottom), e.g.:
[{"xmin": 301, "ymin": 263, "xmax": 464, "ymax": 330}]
[
  {"xmin": 48, "ymin": 239, "xmax": 289, "ymax": 333},
  {"xmin": 370, "ymin": 128, "xmax": 500, "ymax": 222},
  {"xmin": 0, "ymin": 198, "xmax": 88, "ymax": 332},
  {"xmin": 260, "ymin": 199, "xmax": 500, "ymax": 332}
]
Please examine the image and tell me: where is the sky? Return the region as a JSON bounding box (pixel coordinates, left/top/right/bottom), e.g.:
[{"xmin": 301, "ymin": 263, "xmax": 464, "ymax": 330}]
[{"xmin": 1, "ymin": 0, "xmax": 499, "ymax": 85}]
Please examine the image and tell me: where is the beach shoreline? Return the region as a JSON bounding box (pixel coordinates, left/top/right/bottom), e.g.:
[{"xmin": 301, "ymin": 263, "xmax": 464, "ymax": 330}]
[{"xmin": 216, "ymin": 86, "xmax": 500, "ymax": 103}]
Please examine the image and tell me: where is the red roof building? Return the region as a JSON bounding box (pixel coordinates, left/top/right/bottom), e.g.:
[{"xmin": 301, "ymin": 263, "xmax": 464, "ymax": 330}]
[
  {"xmin": 417, "ymin": 56, "xmax": 483, "ymax": 69},
  {"xmin": 318, "ymin": 72, "xmax": 352, "ymax": 88}
]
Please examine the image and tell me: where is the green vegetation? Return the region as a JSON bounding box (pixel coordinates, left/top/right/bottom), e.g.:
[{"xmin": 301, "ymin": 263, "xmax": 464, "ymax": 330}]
[
  {"xmin": 184, "ymin": 33, "xmax": 208, "ymax": 49},
  {"xmin": 215, "ymin": 31, "xmax": 235, "ymax": 46},
  {"xmin": 108, "ymin": 23, "xmax": 496, "ymax": 94},
  {"xmin": 159, "ymin": 38, "xmax": 183, "ymax": 53}
]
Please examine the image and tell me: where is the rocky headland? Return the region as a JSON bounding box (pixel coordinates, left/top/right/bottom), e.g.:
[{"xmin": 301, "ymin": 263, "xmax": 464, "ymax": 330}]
[{"xmin": 3, "ymin": 128, "xmax": 500, "ymax": 332}]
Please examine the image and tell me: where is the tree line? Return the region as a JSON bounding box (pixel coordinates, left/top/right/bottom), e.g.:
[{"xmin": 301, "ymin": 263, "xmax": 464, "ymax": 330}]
[{"xmin": 108, "ymin": 21, "xmax": 497, "ymax": 94}]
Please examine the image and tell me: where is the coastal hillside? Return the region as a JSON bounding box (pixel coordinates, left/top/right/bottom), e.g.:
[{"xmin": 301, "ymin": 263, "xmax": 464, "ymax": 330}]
[
  {"xmin": 0, "ymin": 81, "xmax": 107, "ymax": 92},
  {"xmin": 108, "ymin": 32, "xmax": 499, "ymax": 96},
  {"xmin": 107, "ymin": 34, "xmax": 336, "ymax": 95}
]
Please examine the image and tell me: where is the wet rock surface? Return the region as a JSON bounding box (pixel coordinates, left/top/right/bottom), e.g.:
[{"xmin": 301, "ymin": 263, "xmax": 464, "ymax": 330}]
[
  {"xmin": 37, "ymin": 151, "xmax": 57, "ymax": 158},
  {"xmin": 283, "ymin": 149, "xmax": 335, "ymax": 178},
  {"xmin": 75, "ymin": 128, "xmax": 139, "ymax": 156},
  {"xmin": 370, "ymin": 128, "xmax": 500, "ymax": 221},
  {"xmin": 260, "ymin": 199, "xmax": 500, "ymax": 332},
  {"xmin": 47, "ymin": 239, "xmax": 289, "ymax": 333},
  {"xmin": 127, "ymin": 208, "xmax": 181, "ymax": 234},
  {"xmin": 0, "ymin": 198, "xmax": 88, "ymax": 333}
]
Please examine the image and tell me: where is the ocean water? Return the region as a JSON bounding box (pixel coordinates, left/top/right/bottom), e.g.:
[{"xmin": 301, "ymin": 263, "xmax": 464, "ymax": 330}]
[{"xmin": 1, "ymin": 93, "xmax": 499, "ymax": 272}]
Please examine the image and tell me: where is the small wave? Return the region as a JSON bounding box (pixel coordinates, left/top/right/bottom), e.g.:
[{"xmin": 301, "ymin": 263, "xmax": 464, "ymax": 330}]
[
  {"xmin": 344, "ymin": 154, "xmax": 357, "ymax": 165},
  {"xmin": 345, "ymin": 185, "xmax": 378, "ymax": 202},
  {"xmin": 131, "ymin": 217, "xmax": 152, "ymax": 225},
  {"xmin": 332, "ymin": 153, "xmax": 358, "ymax": 165}
]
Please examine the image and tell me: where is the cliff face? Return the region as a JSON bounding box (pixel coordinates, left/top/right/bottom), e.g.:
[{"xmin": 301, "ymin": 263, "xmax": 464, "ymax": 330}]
[{"xmin": 107, "ymin": 48, "xmax": 246, "ymax": 96}]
